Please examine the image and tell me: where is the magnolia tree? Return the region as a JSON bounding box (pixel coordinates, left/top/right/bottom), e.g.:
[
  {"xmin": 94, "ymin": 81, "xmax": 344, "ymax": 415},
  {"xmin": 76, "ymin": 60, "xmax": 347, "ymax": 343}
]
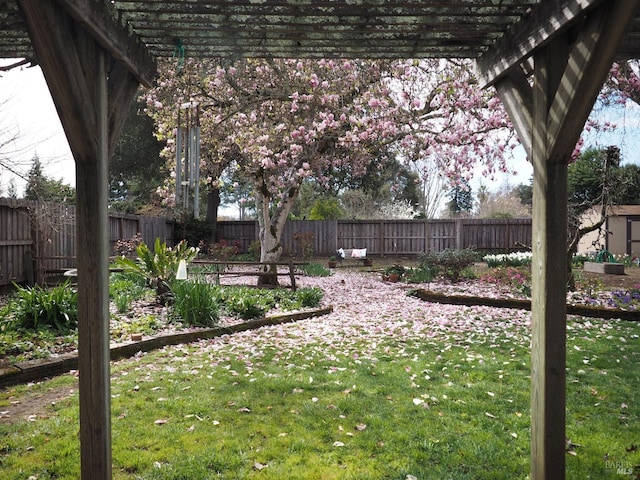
[{"xmin": 144, "ymin": 58, "xmax": 515, "ymax": 284}]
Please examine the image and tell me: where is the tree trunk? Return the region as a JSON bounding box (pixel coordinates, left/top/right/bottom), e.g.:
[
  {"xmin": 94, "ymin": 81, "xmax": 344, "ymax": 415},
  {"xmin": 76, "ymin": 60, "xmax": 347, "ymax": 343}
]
[
  {"xmin": 206, "ymin": 186, "xmax": 220, "ymax": 243},
  {"xmin": 254, "ymin": 180, "xmax": 299, "ymax": 287}
]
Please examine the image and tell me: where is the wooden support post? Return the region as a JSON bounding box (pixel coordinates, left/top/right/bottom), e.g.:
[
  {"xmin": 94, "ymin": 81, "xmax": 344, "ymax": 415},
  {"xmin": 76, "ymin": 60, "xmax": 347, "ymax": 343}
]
[
  {"xmin": 288, "ymin": 259, "xmax": 296, "ymax": 290},
  {"xmin": 531, "ymin": 47, "xmax": 568, "ymax": 476},
  {"xmin": 19, "ymin": 2, "xmax": 146, "ymax": 476},
  {"xmin": 485, "ymin": 4, "xmax": 638, "ymax": 477},
  {"xmin": 76, "ymin": 49, "xmax": 112, "ymax": 480}
]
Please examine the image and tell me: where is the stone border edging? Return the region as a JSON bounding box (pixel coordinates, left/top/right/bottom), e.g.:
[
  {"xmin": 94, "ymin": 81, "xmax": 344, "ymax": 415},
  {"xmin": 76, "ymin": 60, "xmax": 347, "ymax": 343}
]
[
  {"xmin": 410, "ymin": 290, "xmax": 640, "ymax": 321},
  {"xmin": 0, "ymin": 306, "xmax": 334, "ymax": 389}
]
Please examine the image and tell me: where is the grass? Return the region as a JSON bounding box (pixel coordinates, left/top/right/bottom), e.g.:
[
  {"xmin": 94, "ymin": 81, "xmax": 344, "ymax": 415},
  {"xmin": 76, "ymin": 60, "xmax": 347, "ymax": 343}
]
[{"xmin": 1, "ymin": 305, "xmax": 639, "ymax": 479}]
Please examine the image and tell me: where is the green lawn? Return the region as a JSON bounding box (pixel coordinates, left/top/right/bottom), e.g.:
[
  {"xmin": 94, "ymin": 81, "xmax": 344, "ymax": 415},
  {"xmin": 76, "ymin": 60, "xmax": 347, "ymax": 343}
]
[{"xmin": 1, "ymin": 300, "xmax": 639, "ymax": 479}]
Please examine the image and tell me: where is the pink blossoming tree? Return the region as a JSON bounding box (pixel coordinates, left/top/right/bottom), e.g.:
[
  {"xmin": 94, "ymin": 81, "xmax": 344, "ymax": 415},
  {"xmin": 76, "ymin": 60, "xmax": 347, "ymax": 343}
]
[{"xmin": 144, "ymin": 58, "xmax": 515, "ymax": 285}]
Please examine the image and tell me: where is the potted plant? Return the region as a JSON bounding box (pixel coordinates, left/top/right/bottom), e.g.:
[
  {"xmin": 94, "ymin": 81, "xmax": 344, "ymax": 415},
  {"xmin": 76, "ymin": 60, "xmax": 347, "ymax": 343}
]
[
  {"xmin": 328, "ymin": 255, "xmax": 338, "ymax": 268},
  {"xmin": 383, "ymin": 264, "xmax": 405, "ymax": 282}
]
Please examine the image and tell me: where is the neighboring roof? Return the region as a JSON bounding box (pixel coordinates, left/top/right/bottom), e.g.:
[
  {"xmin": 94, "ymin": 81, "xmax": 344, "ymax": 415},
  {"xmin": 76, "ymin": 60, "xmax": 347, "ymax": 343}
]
[
  {"xmin": 608, "ymin": 205, "xmax": 640, "ymax": 216},
  {"xmin": 1, "ymin": 0, "xmax": 639, "ymax": 63}
]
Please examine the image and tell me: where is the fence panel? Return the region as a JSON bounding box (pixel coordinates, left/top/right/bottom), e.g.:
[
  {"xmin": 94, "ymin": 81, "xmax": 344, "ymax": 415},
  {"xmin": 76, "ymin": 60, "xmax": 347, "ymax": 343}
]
[
  {"xmin": 426, "ymin": 220, "xmax": 458, "ymax": 252},
  {"xmin": 0, "ymin": 204, "xmax": 535, "ymax": 285},
  {"xmin": 337, "ymin": 221, "xmax": 382, "ymax": 255},
  {"xmin": 216, "ymin": 218, "xmax": 532, "ymax": 258},
  {"xmin": 218, "ymin": 221, "xmax": 258, "ymax": 253},
  {"xmin": 0, "ymin": 199, "xmax": 175, "ymax": 286},
  {"xmin": 0, "ymin": 199, "xmax": 32, "ymax": 284},
  {"xmin": 462, "ymin": 218, "xmax": 532, "ymax": 252},
  {"xmin": 282, "ymin": 220, "xmax": 338, "ymax": 256},
  {"xmin": 383, "ymin": 220, "xmax": 426, "ymax": 255}
]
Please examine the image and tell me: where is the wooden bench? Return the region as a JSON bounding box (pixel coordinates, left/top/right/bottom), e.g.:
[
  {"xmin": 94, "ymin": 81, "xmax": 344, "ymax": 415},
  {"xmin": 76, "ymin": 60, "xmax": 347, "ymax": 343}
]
[
  {"xmin": 189, "ymin": 259, "xmax": 308, "ymax": 290},
  {"xmin": 336, "ymin": 248, "xmax": 372, "ymax": 266}
]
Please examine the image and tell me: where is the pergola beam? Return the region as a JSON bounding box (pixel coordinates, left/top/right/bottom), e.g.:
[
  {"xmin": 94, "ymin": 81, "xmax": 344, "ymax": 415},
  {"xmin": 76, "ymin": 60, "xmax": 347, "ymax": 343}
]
[
  {"xmin": 475, "ymin": 0, "xmax": 605, "ymax": 88},
  {"xmin": 55, "ymin": 0, "xmax": 156, "ymax": 86}
]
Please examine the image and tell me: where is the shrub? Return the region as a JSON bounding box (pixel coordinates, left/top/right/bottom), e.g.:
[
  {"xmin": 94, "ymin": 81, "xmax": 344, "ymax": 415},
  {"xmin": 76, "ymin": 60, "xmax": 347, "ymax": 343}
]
[
  {"xmin": 8, "ymin": 281, "xmax": 78, "ymax": 332},
  {"xmin": 204, "ymin": 239, "xmax": 240, "ymax": 260},
  {"xmin": 170, "ymin": 279, "xmax": 221, "ymax": 327},
  {"xmin": 383, "ymin": 265, "xmax": 406, "ymax": 277},
  {"xmin": 112, "ymin": 233, "xmax": 143, "ymax": 258},
  {"xmin": 175, "ymin": 217, "xmax": 213, "ymax": 248},
  {"xmin": 247, "ymin": 240, "xmax": 261, "ymax": 261},
  {"xmin": 419, "ymin": 248, "xmax": 479, "ymax": 282}
]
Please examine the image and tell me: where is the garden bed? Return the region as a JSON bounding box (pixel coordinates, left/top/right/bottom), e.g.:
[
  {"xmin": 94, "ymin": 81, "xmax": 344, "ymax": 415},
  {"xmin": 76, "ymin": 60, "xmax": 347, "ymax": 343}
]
[{"xmin": 1, "ymin": 270, "xmax": 639, "ymax": 479}]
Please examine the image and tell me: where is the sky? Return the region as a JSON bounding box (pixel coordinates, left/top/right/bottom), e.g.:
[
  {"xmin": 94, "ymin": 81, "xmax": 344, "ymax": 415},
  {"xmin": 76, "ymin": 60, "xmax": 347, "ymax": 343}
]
[
  {"xmin": 0, "ymin": 60, "xmax": 74, "ymax": 194},
  {"xmin": 1, "ymin": 59, "xmax": 640, "ymax": 202}
]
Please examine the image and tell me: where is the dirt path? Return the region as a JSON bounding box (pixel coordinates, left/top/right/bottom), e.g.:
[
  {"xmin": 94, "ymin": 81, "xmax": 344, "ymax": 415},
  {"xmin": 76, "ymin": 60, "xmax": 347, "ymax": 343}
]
[{"xmin": 1, "ymin": 380, "xmax": 78, "ymax": 424}]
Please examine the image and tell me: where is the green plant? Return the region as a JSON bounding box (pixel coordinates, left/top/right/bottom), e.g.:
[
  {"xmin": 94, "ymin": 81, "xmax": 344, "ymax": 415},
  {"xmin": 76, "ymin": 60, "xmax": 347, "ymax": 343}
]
[
  {"xmin": 480, "ymin": 266, "xmax": 532, "ymax": 297},
  {"xmin": 110, "ymin": 314, "xmax": 161, "ymax": 340},
  {"xmin": 383, "ymin": 264, "xmax": 406, "ymax": 276},
  {"xmin": 295, "ymin": 287, "xmax": 324, "ymax": 307},
  {"xmin": 113, "ymin": 293, "xmax": 133, "ymax": 314},
  {"xmin": 175, "ymin": 217, "xmax": 213, "ymax": 248},
  {"xmin": 226, "ymin": 294, "xmax": 268, "ymax": 319},
  {"xmin": 483, "ymin": 251, "xmax": 532, "ymax": 267},
  {"xmin": 404, "ymin": 265, "xmax": 437, "ymax": 284},
  {"xmin": 247, "ymin": 240, "xmax": 261, "ymax": 261},
  {"xmin": 8, "ymin": 281, "xmax": 78, "ymax": 333},
  {"xmin": 301, "ymin": 262, "xmax": 331, "ymax": 277},
  {"xmin": 114, "ymin": 238, "xmax": 198, "ymax": 304},
  {"xmin": 170, "ymin": 279, "xmax": 220, "ymax": 327},
  {"xmin": 109, "ymin": 272, "xmax": 148, "ymax": 313},
  {"xmin": 419, "ymin": 248, "xmax": 478, "ymax": 282},
  {"xmin": 205, "ymin": 239, "xmax": 240, "ymax": 260}
]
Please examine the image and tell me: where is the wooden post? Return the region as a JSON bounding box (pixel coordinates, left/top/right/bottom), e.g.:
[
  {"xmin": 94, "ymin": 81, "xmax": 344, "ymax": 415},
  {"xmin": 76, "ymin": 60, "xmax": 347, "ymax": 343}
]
[
  {"xmin": 74, "ymin": 49, "xmax": 112, "ymax": 479},
  {"xmin": 531, "ymin": 45, "xmax": 568, "ymax": 474},
  {"xmin": 486, "ymin": 4, "xmax": 638, "ymax": 477}
]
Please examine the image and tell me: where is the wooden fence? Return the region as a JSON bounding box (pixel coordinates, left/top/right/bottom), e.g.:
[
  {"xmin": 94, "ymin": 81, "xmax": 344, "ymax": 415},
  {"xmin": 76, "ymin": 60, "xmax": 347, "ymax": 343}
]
[
  {"xmin": 0, "ymin": 198, "xmax": 174, "ymax": 286},
  {"xmin": 0, "ymin": 200, "xmax": 531, "ymax": 286},
  {"xmin": 218, "ymin": 218, "xmax": 532, "ymax": 257}
]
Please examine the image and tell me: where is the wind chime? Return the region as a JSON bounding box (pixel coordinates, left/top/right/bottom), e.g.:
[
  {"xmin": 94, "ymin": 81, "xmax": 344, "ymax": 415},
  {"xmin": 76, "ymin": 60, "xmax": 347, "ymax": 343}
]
[{"xmin": 175, "ymin": 101, "xmax": 201, "ymax": 218}]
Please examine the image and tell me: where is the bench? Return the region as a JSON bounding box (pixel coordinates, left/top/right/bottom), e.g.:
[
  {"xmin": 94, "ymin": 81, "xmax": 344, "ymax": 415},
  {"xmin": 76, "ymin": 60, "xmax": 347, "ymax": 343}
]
[
  {"xmin": 336, "ymin": 248, "xmax": 372, "ymax": 266},
  {"xmin": 189, "ymin": 259, "xmax": 308, "ymax": 290}
]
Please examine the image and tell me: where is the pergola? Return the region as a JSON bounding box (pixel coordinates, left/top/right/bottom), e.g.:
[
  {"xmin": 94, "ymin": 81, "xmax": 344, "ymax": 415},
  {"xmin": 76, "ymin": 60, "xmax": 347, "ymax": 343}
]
[{"xmin": 1, "ymin": 1, "xmax": 638, "ymax": 478}]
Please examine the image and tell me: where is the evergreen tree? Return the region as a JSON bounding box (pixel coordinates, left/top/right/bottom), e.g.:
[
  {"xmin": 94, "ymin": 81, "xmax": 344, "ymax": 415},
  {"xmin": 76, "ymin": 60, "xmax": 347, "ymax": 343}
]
[
  {"xmin": 109, "ymin": 100, "xmax": 166, "ymax": 213},
  {"xmin": 447, "ymin": 181, "xmax": 473, "ymax": 217},
  {"xmin": 7, "ymin": 177, "xmax": 17, "ymax": 199},
  {"xmin": 24, "ymin": 154, "xmax": 75, "ymax": 203}
]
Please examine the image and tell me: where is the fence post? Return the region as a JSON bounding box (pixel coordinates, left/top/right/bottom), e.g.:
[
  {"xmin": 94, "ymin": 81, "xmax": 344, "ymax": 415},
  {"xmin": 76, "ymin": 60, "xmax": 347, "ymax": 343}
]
[
  {"xmin": 24, "ymin": 251, "xmax": 34, "ymax": 286},
  {"xmin": 456, "ymin": 218, "xmax": 463, "ymax": 250}
]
